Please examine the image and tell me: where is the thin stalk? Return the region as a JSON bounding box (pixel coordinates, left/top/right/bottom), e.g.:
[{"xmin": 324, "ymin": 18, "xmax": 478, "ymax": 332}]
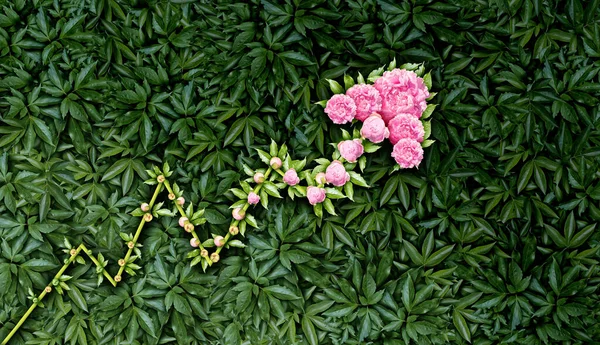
[{"xmin": 80, "ymin": 244, "xmax": 117, "ymax": 287}]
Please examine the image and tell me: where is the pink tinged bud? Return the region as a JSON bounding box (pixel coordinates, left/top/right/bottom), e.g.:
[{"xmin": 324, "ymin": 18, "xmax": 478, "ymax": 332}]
[
  {"xmin": 232, "ymin": 208, "xmax": 245, "ymax": 220},
  {"xmin": 190, "ymin": 238, "xmax": 199, "ymax": 248},
  {"xmin": 177, "ymin": 197, "xmax": 185, "ymax": 206},
  {"xmin": 325, "ymin": 160, "xmax": 351, "ymax": 187},
  {"xmin": 248, "ymin": 192, "xmax": 260, "ymax": 205},
  {"xmin": 214, "ymin": 236, "xmax": 225, "ymax": 247},
  {"xmin": 315, "ymin": 173, "xmax": 327, "ymax": 185},
  {"xmin": 360, "ymin": 113, "xmax": 389, "ymax": 143},
  {"xmin": 337, "ymin": 139, "xmax": 364, "ymax": 163},
  {"xmin": 179, "ymin": 217, "xmax": 188, "ymax": 227},
  {"xmin": 270, "ymin": 157, "xmax": 282, "ymax": 169},
  {"xmin": 283, "ymin": 169, "xmax": 300, "ymax": 186},
  {"xmin": 140, "ymin": 203, "xmax": 150, "ymax": 212},
  {"xmin": 254, "ymin": 172, "xmax": 265, "ymax": 184},
  {"xmin": 307, "ymin": 186, "xmax": 326, "ymax": 205}
]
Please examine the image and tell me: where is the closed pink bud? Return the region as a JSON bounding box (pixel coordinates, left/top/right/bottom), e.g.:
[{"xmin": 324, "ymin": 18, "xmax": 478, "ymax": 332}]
[
  {"xmin": 361, "ymin": 113, "xmax": 389, "ymax": 143},
  {"xmin": 140, "ymin": 203, "xmax": 150, "ymax": 212},
  {"xmin": 190, "ymin": 238, "xmax": 199, "ymax": 248},
  {"xmin": 232, "ymin": 208, "xmax": 245, "ymax": 220},
  {"xmin": 254, "ymin": 172, "xmax": 265, "ymax": 184},
  {"xmin": 325, "ymin": 160, "xmax": 350, "ymax": 187},
  {"xmin": 177, "ymin": 197, "xmax": 185, "ymax": 206},
  {"xmin": 337, "ymin": 139, "xmax": 364, "ymax": 163},
  {"xmin": 214, "ymin": 236, "xmax": 225, "ymax": 247},
  {"xmin": 307, "ymin": 186, "xmax": 326, "ymax": 205},
  {"xmin": 315, "ymin": 173, "xmax": 327, "ymax": 185},
  {"xmin": 248, "ymin": 192, "xmax": 260, "ymax": 205},
  {"xmin": 283, "ymin": 169, "xmax": 300, "ymax": 186},
  {"xmin": 270, "ymin": 157, "xmax": 282, "ymax": 169},
  {"xmin": 179, "ymin": 217, "xmax": 188, "ymax": 227}
]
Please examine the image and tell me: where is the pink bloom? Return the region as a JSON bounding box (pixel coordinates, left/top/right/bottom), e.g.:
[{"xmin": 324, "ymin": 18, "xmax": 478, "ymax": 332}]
[
  {"xmin": 325, "ymin": 160, "xmax": 350, "ymax": 187},
  {"xmin": 232, "ymin": 208, "xmax": 245, "ymax": 220},
  {"xmin": 392, "ymin": 139, "xmax": 424, "ymax": 169},
  {"xmin": 337, "ymin": 139, "xmax": 364, "ymax": 163},
  {"xmin": 360, "ymin": 113, "xmax": 389, "ymax": 143},
  {"xmin": 176, "ymin": 197, "xmax": 185, "ymax": 206},
  {"xmin": 324, "ymin": 94, "xmax": 356, "ymax": 124},
  {"xmin": 283, "ymin": 169, "xmax": 300, "ymax": 186},
  {"xmin": 346, "ymin": 84, "xmax": 382, "ymax": 121},
  {"xmin": 248, "ymin": 192, "xmax": 260, "ymax": 205},
  {"xmin": 374, "ymin": 69, "xmax": 429, "ymax": 122},
  {"xmin": 254, "ymin": 172, "xmax": 265, "ymax": 184},
  {"xmin": 306, "ymin": 186, "xmax": 326, "ymax": 205},
  {"xmin": 315, "ymin": 173, "xmax": 327, "ymax": 185},
  {"xmin": 190, "ymin": 238, "xmax": 199, "ymax": 248},
  {"xmin": 388, "ymin": 114, "xmax": 425, "ymax": 145},
  {"xmin": 270, "ymin": 157, "xmax": 282, "ymax": 169},
  {"xmin": 179, "ymin": 217, "xmax": 188, "ymax": 227},
  {"xmin": 214, "ymin": 236, "xmax": 224, "ymax": 247}
]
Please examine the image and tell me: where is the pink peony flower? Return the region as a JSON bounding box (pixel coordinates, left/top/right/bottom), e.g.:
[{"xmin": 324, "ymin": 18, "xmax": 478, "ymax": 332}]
[
  {"xmin": 388, "ymin": 114, "xmax": 425, "ymax": 145},
  {"xmin": 315, "ymin": 173, "xmax": 327, "ymax": 185},
  {"xmin": 374, "ymin": 69, "xmax": 429, "ymax": 122},
  {"xmin": 254, "ymin": 172, "xmax": 265, "ymax": 184},
  {"xmin": 248, "ymin": 192, "xmax": 260, "ymax": 205},
  {"xmin": 270, "ymin": 157, "xmax": 282, "ymax": 169},
  {"xmin": 392, "ymin": 138, "xmax": 424, "ymax": 169},
  {"xmin": 325, "ymin": 160, "xmax": 350, "ymax": 187},
  {"xmin": 232, "ymin": 208, "xmax": 245, "ymax": 220},
  {"xmin": 307, "ymin": 186, "xmax": 326, "ymax": 205},
  {"xmin": 283, "ymin": 169, "xmax": 300, "ymax": 186},
  {"xmin": 346, "ymin": 84, "xmax": 382, "ymax": 121},
  {"xmin": 324, "ymin": 94, "xmax": 356, "ymax": 124},
  {"xmin": 360, "ymin": 113, "xmax": 390, "ymax": 143},
  {"xmin": 190, "ymin": 238, "xmax": 199, "ymax": 248},
  {"xmin": 337, "ymin": 139, "xmax": 364, "ymax": 163},
  {"xmin": 214, "ymin": 236, "xmax": 225, "ymax": 247},
  {"xmin": 179, "ymin": 217, "xmax": 188, "ymax": 227}
]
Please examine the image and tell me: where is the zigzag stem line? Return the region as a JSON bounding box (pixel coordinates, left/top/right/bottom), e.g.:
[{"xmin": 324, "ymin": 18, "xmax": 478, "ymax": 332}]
[{"xmin": 1, "ymin": 180, "xmax": 166, "ymax": 345}]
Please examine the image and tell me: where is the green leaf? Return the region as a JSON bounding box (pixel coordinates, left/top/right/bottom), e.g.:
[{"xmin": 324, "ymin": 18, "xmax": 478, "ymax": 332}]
[{"xmin": 453, "ymin": 309, "xmax": 471, "ymax": 342}]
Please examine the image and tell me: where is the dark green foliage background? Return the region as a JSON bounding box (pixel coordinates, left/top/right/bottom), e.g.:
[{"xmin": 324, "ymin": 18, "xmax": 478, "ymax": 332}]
[{"xmin": 1, "ymin": 0, "xmax": 600, "ymax": 344}]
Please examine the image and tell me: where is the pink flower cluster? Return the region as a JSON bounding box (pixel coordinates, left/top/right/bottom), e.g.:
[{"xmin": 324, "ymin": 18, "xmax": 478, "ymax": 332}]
[{"xmin": 324, "ymin": 68, "xmax": 429, "ymax": 169}]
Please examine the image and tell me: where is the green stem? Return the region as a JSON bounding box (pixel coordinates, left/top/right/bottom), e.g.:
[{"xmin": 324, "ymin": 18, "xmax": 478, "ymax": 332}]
[
  {"xmin": 118, "ymin": 182, "xmax": 163, "ymax": 277},
  {"xmin": 80, "ymin": 244, "xmax": 117, "ymax": 287}
]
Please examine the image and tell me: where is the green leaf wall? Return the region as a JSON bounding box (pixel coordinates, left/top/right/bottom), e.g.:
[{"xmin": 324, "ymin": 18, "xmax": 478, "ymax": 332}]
[{"xmin": 1, "ymin": 0, "xmax": 600, "ymax": 344}]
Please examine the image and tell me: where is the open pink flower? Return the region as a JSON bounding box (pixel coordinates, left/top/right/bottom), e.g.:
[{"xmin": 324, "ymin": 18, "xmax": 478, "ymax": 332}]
[
  {"xmin": 346, "ymin": 84, "xmax": 382, "ymax": 121},
  {"xmin": 338, "ymin": 139, "xmax": 364, "ymax": 163},
  {"xmin": 325, "ymin": 160, "xmax": 350, "ymax": 187},
  {"xmin": 360, "ymin": 113, "xmax": 389, "ymax": 143},
  {"xmin": 325, "ymin": 94, "xmax": 356, "ymax": 124},
  {"xmin": 374, "ymin": 69, "xmax": 429, "ymax": 122},
  {"xmin": 392, "ymin": 138, "xmax": 424, "ymax": 169},
  {"xmin": 307, "ymin": 186, "xmax": 326, "ymax": 205},
  {"xmin": 283, "ymin": 169, "xmax": 300, "ymax": 186},
  {"xmin": 388, "ymin": 114, "xmax": 425, "ymax": 145},
  {"xmin": 248, "ymin": 192, "xmax": 260, "ymax": 205}
]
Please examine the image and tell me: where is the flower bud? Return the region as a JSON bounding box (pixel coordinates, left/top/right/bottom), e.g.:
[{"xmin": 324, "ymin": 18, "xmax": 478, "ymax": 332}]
[
  {"xmin": 157, "ymin": 175, "xmax": 165, "ymax": 183},
  {"xmin": 270, "ymin": 157, "xmax": 282, "ymax": 169},
  {"xmin": 114, "ymin": 275, "xmax": 122, "ymax": 282},
  {"xmin": 179, "ymin": 216, "xmax": 188, "ymax": 228},
  {"xmin": 127, "ymin": 241, "xmax": 135, "ymax": 249},
  {"xmin": 144, "ymin": 213, "xmax": 153, "ymax": 222},
  {"xmin": 45, "ymin": 286, "xmax": 52, "ymax": 293},
  {"xmin": 214, "ymin": 236, "xmax": 225, "ymax": 247},
  {"xmin": 210, "ymin": 253, "xmax": 220, "ymax": 263},
  {"xmin": 232, "ymin": 208, "xmax": 245, "ymax": 220},
  {"xmin": 118, "ymin": 259, "xmax": 125, "ymax": 266},
  {"xmin": 140, "ymin": 203, "xmax": 150, "ymax": 212},
  {"xmin": 247, "ymin": 192, "xmax": 260, "ymax": 205},
  {"xmin": 229, "ymin": 226, "xmax": 239, "ymax": 235},
  {"xmin": 190, "ymin": 238, "xmax": 199, "ymax": 248},
  {"xmin": 184, "ymin": 222, "xmax": 194, "ymax": 233},
  {"xmin": 254, "ymin": 172, "xmax": 265, "ymax": 184},
  {"xmin": 70, "ymin": 249, "xmax": 77, "ymax": 256},
  {"xmin": 200, "ymin": 249, "xmax": 209, "ymax": 257},
  {"xmin": 168, "ymin": 193, "xmax": 176, "ymax": 200},
  {"xmin": 315, "ymin": 172, "xmax": 327, "ymax": 185},
  {"xmin": 177, "ymin": 197, "xmax": 185, "ymax": 206}
]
